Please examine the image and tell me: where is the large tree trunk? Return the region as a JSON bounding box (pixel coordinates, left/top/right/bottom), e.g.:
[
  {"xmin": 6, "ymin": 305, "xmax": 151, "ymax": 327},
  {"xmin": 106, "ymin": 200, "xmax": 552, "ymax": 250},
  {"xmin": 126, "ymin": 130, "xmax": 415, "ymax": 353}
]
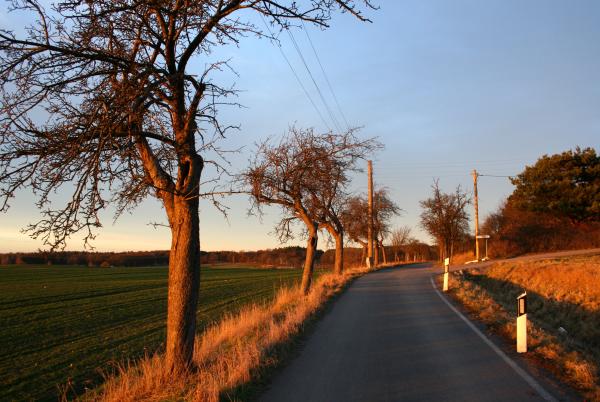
[
  {"xmin": 333, "ymin": 232, "xmax": 344, "ymax": 275},
  {"xmin": 165, "ymin": 195, "xmax": 201, "ymax": 373},
  {"xmin": 136, "ymin": 134, "xmax": 202, "ymax": 373},
  {"xmin": 301, "ymin": 224, "xmax": 318, "ymax": 295},
  {"xmin": 374, "ymin": 239, "xmax": 380, "ymax": 266}
]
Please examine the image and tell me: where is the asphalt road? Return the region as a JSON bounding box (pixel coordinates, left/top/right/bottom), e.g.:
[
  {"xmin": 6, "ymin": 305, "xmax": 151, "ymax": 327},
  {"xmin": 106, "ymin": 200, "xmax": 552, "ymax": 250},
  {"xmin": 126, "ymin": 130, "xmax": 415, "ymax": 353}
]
[{"xmin": 260, "ymin": 263, "xmax": 562, "ymax": 402}]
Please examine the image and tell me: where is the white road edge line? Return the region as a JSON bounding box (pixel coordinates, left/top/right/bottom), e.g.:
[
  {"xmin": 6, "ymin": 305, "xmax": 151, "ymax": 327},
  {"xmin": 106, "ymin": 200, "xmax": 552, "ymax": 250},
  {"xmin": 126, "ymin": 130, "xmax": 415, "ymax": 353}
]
[{"xmin": 429, "ymin": 277, "xmax": 557, "ymax": 402}]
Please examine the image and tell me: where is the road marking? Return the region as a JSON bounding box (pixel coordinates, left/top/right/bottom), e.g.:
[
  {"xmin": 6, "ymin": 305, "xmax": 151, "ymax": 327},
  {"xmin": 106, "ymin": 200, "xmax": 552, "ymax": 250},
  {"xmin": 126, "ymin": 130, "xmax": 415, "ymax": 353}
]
[{"xmin": 429, "ymin": 277, "xmax": 557, "ymax": 402}]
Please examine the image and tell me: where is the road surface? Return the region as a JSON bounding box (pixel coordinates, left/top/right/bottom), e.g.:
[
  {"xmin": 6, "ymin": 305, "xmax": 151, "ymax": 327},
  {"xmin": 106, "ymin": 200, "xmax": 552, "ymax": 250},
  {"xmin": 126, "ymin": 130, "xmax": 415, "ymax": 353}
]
[{"xmin": 260, "ymin": 262, "xmax": 565, "ymax": 402}]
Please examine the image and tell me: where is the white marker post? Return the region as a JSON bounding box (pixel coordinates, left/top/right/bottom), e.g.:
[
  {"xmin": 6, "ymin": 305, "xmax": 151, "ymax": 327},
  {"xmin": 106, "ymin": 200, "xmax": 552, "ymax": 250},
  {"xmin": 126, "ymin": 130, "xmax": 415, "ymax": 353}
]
[
  {"xmin": 443, "ymin": 257, "xmax": 450, "ymax": 292},
  {"xmin": 517, "ymin": 292, "xmax": 527, "ymax": 353}
]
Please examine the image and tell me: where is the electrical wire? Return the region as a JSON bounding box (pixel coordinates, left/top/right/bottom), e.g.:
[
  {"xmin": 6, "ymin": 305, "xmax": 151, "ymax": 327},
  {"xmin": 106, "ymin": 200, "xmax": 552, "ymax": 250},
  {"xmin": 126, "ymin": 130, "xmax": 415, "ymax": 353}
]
[
  {"xmin": 377, "ymin": 158, "xmax": 529, "ymax": 169},
  {"xmin": 300, "ymin": 19, "xmax": 351, "ymax": 131},
  {"xmin": 259, "ymin": 15, "xmax": 332, "ymax": 131},
  {"xmin": 285, "ymin": 27, "xmax": 344, "ymax": 133}
]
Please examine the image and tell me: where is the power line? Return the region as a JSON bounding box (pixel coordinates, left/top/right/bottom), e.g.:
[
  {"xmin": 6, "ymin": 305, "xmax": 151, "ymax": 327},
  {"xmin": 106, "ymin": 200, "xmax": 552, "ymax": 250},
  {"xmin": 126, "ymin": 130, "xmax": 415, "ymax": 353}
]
[
  {"xmin": 378, "ymin": 158, "xmax": 529, "ymax": 169},
  {"xmin": 300, "ymin": 20, "xmax": 351, "ymax": 131},
  {"xmin": 259, "ymin": 15, "xmax": 332, "ymax": 131},
  {"xmin": 285, "ymin": 27, "xmax": 344, "ymax": 133}
]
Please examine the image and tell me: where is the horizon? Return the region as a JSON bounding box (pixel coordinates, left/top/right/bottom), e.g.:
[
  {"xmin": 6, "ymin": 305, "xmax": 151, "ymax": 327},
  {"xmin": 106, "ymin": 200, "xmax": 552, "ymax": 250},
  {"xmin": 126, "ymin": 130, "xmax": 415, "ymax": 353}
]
[{"xmin": 1, "ymin": 0, "xmax": 598, "ymax": 253}]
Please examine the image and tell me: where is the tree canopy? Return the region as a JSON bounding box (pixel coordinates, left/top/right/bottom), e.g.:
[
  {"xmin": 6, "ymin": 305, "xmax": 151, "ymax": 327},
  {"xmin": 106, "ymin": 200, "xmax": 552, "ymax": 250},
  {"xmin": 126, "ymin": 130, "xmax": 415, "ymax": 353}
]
[
  {"xmin": 340, "ymin": 188, "xmax": 401, "ymax": 264},
  {"xmin": 244, "ymin": 127, "xmax": 378, "ymax": 289},
  {"xmin": 419, "ymin": 180, "xmax": 470, "ymax": 261},
  {"xmin": 509, "ymin": 147, "xmax": 600, "ymax": 223}
]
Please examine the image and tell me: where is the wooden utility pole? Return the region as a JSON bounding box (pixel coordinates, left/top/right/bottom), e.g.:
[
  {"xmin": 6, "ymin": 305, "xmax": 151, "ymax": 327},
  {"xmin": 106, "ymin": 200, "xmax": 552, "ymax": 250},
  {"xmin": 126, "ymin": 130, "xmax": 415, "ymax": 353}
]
[
  {"xmin": 367, "ymin": 160, "xmax": 374, "ymax": 267},
  {"xmin": 472, "ymin": 169, "xmax": 480, "ymax": 261}
]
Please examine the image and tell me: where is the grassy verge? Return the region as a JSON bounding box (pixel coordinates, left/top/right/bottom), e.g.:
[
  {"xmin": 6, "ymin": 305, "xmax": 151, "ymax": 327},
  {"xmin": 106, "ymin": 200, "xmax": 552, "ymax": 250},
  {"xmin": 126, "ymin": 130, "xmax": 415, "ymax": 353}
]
[
  {"xmin": 0, "ymin": 264, "xmax": 320, "ymax": 401},
  {"xmin": 83, "ymin": 265, "xmax": 375, "ymax": 402},
  {"xmin": 444, "ymin": 255, "xmax": 600, "ymax": 400}
]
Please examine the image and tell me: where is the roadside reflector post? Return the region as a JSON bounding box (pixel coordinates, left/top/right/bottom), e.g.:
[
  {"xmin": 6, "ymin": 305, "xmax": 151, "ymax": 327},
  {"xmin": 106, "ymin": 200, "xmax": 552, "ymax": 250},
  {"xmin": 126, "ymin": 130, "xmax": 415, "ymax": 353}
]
[
  {"xmin": 443, "ymin": 257, "xmax": 449, "ymax": 292},
  {"xmin": 517, "ymin": 292, "xmax": 527, "ymax": 353}
]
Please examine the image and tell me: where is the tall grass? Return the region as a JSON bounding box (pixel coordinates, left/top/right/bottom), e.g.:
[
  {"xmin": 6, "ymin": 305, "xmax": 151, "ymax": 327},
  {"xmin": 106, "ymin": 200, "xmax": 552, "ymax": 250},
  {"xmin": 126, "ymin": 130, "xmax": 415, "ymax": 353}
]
[
  {"xmin": 447, "ymin": 255, "xmax": 600, "ymax": 400},
  {"xmin": 85, "ymin": 267, "xmax": 370, "ymax": 402}
]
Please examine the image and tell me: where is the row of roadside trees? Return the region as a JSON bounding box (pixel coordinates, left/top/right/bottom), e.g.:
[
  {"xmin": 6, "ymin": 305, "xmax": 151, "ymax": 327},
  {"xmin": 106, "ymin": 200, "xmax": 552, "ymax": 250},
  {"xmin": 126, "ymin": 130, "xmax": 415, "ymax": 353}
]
[{"xmin": 243, "ymin": 127, "xmax": 401, "ymax": 293}]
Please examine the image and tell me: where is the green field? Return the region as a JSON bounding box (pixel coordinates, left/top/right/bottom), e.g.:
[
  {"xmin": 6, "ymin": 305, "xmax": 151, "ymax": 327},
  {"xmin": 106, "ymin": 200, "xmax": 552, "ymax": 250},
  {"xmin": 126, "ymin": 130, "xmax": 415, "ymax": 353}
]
[{"xmin": 0, "ymin": 264, "xmax": 314, "ymax": 401}]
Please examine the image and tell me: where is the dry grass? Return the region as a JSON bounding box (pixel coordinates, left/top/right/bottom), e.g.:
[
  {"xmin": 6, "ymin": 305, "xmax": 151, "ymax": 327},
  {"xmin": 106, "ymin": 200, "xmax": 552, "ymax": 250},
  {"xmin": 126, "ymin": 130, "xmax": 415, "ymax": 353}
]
[
  {"xmin": 451, "ymin": 251, "xmax": 476, "ymax": 265},
  {"xmin": 83, "ymin": 266, "xmax": 372, "ymax": 402},
  {"xmin": 485, "ymin": 255, "xmax": 600, "ymax": 309},
  {"xmin": 447, "ymin": 255, "xmax": 600, "ymax": 400}
]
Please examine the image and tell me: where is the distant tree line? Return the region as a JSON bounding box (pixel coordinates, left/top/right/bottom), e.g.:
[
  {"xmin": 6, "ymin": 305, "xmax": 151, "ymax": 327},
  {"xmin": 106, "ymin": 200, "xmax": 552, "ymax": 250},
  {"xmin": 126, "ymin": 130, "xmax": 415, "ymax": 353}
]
[
  {"xmin": 200, "ymin": 247, "xmax": 320, "ymax": 268},
  {"xmin": 0, "ymin": 247, "xmax": 315, "ymax": 268},
  {"xmin": 482, "ymin": 202, "xmax": 600, "ymax": 257},
  {"xmin": 0, "ymin": 250, "xmax": 169, "ymax": 267},
  {"xmin": 482, "ymin": 147, "xmax": 600, "ymax": 257},
  {"xmin": 388, "ymin": 226, "xmax": 440, "ymax": 262},
  {"xmin": 1, "ymin": 243, "xmax": 439, "ymax": 269}
]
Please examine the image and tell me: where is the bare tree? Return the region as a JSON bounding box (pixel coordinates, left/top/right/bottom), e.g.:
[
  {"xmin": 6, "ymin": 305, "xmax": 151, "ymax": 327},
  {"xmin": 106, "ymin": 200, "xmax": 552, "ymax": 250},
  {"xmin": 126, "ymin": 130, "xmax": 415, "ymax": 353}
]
[
  {"xmin": 319, "ymin": 139, "xmax": 381, "ymax": 274},
  {"xmin": 419, "ymin": 180, "xmax": 471, "ymax": 263},
  {"xmin": 244, "ymin": 127, "xmax": 377, "ymax": 291},
  {"xmin": 0, "ymin": 0, "xmax": 376, "ymax": 373},
  {"xmin": 341, "ymin": 188, "xmax": 401, "ymax": 265},
  {"xmin": 372, "ymin": 188, "xmax": 400, "ymax": 264},
  {"xmin": 390, "ymin": 225, "xmax": 413, "ymax": 261}
]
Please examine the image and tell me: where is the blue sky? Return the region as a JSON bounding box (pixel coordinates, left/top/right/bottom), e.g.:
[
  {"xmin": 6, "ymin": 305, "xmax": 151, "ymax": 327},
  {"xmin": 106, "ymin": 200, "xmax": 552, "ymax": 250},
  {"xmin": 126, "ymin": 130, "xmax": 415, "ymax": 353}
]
[{"xmin": 1, "ymin": 0, "xmax": 599, "ymax": 252}]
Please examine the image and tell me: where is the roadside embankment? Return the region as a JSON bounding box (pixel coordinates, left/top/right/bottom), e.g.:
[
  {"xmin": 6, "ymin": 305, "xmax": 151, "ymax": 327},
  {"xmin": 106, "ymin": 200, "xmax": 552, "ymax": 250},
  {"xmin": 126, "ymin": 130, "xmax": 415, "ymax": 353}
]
[
  {"xmin": 445, "ymin": 255, "xmax": 600, "ymax": 400},
  {"xmin": 83, "ymin": 264, "xmax": 391, "ymax": 402}
]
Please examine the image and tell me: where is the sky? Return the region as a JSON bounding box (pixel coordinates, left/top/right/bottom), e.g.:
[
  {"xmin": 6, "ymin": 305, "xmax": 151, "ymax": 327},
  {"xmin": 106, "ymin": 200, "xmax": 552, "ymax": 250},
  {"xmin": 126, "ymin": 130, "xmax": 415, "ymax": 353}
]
[{"xmin": 1, "ymin": 0, "xmax": 599, "ymax": 252}]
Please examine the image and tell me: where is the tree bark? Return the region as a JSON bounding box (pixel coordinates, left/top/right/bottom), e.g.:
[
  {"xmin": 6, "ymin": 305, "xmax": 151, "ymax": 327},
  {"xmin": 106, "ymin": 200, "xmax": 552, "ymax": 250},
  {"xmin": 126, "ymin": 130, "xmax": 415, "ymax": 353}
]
[
  {"xmin": 165, "ymin": 195, "xmax": 201, "ymax": 373},
  {"xmin": 380, "ymin": 240, "xmax": 387, "ymax": 264},
  {"xmin": 333, "ymin": 232, "xmax": 344, "ymax": 275},
  {"xmin": 359, "ymin": 241, "xmax": 367, "ymax": 266},
  {"xmin": 323, "ymin": 223, "xmax": 344, "ymax": 276},
  {"xmin": 301, "ymin": 223, "xmax": 318, "ymax": 295}
]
